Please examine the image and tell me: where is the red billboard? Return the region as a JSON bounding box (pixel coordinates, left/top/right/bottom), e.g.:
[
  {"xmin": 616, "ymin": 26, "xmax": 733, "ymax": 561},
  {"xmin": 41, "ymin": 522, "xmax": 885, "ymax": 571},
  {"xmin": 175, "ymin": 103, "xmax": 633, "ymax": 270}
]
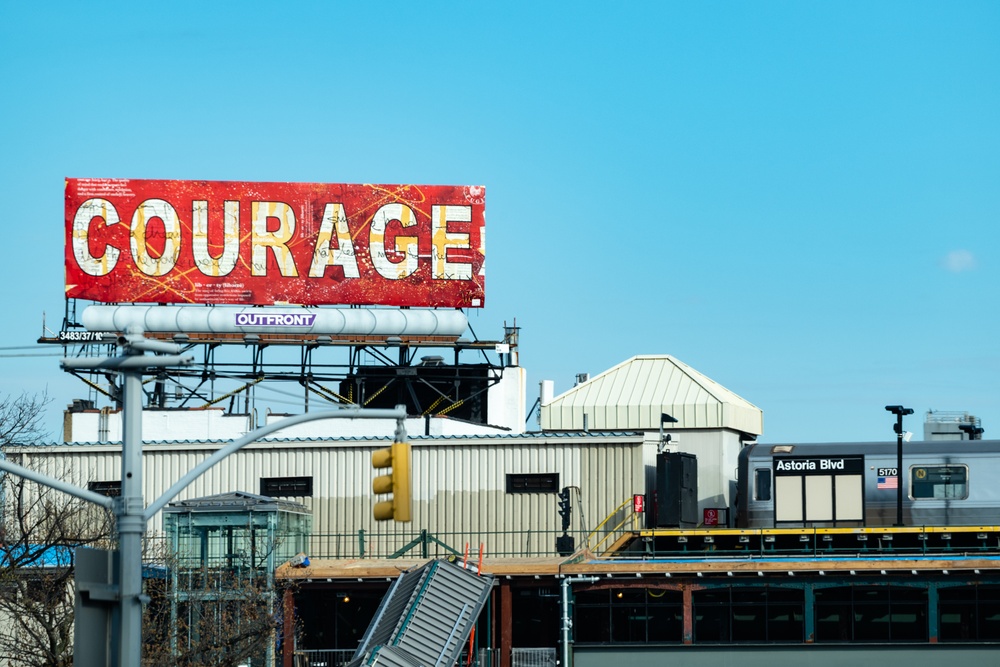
[{"xmin": 65, "ymin": 179, "xmax": 486, "ymax": 307}]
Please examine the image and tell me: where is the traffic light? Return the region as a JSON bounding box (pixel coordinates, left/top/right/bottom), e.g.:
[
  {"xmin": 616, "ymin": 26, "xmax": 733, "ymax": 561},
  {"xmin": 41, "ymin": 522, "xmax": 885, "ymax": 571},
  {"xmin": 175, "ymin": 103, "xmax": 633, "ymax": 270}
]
[
  {"xmin": 372, "ymin": 442, "xmax": 412, "ymax": 522},
  {"xmin": 557, "ymin": 487, "xmax": 571, "ymax": 532}
]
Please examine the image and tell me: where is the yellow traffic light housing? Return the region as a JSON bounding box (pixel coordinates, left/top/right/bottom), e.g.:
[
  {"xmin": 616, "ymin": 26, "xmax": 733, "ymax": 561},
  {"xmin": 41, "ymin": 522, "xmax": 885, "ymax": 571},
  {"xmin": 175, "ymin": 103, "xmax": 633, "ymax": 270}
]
[{"xmin": 372, "ymin": 442, "xmax": 411, "ymax": 522}]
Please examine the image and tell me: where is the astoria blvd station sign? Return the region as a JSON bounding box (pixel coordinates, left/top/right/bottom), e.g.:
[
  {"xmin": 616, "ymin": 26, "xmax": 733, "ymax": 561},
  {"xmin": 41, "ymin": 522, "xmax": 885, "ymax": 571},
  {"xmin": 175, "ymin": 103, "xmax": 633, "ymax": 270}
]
[{"xmin": 65, "ymin": 178, "xmax": 486, "ymax": 308}]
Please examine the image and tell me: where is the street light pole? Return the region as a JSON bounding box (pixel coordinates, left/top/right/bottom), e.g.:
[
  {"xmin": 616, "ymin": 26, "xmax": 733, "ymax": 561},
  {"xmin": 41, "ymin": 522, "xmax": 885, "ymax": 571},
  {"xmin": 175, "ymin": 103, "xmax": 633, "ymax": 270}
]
[
  {"xmin": 45, "ymin": 327, "xmax": 409, "ymax": 666},
  {"xmin": 117, "ymin": 361, "xmax": 145, "ymax": 667},
  {"xmin": 63, "ymin": 328, "xmax": 196, "ymax": 667},
  {"xmin": 885, "ymin": 405, "xmax": 913, "ymax": 527},
  {"xmin": 0, "ymin": 331, "xmax": 411, "ymax": 666}
]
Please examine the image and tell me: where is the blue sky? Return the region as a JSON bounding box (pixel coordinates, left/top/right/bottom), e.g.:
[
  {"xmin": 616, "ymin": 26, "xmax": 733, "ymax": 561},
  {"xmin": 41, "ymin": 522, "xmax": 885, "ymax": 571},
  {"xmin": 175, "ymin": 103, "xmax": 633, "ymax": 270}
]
[{"xmin": 1, "ymin": 2, "xmax": 998, "ymax": 444}]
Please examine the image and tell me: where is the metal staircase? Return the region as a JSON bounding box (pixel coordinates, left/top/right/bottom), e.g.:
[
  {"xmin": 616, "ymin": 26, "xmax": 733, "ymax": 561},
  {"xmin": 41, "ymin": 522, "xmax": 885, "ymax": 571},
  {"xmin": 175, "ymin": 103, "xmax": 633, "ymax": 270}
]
[{"xmin": 346, "ymin": 559, "xmax": 493, "ymax": 667}]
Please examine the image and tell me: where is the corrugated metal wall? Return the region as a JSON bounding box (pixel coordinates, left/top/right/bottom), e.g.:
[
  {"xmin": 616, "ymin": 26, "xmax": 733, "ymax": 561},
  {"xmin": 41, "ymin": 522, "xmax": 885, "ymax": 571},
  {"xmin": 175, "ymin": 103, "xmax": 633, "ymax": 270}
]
[{"xmin": 5, "ymin": 433, "xmax": 646, "ymax": 559}]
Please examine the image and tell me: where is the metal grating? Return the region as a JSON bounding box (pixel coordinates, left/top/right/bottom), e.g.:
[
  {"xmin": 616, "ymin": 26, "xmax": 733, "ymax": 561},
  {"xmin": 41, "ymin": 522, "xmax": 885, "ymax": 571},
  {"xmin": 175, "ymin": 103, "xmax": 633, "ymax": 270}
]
[{"xmin": 511, "ymin": 648, "xmax": 557, "ymax": 667}]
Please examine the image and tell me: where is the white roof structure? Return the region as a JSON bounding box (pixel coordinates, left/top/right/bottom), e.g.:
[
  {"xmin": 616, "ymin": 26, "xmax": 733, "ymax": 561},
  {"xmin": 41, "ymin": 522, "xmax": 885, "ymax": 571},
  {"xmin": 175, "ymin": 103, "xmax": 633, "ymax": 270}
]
[{"xmin": 539, "ymin": 355, "xmax": 763, "ymax": 436}]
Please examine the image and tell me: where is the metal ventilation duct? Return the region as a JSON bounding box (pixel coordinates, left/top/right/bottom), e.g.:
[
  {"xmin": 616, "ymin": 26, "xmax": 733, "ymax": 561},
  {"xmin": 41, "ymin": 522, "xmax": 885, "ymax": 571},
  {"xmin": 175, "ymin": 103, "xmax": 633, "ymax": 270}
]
[{"xmin": 81, "ymin": 305, "xmax": 469, "ymax": 337}]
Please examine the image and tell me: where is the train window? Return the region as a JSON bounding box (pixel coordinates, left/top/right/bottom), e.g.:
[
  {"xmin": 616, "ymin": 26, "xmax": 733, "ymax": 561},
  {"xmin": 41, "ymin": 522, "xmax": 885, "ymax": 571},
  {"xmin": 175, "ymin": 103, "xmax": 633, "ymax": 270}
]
[
  {"xmin": 754, "ymin": 469, "xmax": 772, "ymax": 501},
  {"xmin": 911, "ymin": 465, "xmax": 968, "ymax": 500}
]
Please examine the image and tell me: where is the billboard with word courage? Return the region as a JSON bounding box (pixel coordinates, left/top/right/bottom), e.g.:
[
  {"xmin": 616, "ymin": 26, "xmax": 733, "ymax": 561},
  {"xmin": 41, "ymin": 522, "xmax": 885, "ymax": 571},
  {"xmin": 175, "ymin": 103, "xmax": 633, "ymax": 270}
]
[{"xmin": 65, "ymin": 179, "xmax": 486, "ymax": 307}]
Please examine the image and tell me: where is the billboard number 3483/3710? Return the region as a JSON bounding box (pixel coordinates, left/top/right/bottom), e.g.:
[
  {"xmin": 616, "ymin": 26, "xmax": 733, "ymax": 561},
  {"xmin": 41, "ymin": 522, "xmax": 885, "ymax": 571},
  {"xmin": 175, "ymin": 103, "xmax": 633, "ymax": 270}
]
[{"xmin": 65, "ymin": 178, "xmax": 486, "ymax": 308}]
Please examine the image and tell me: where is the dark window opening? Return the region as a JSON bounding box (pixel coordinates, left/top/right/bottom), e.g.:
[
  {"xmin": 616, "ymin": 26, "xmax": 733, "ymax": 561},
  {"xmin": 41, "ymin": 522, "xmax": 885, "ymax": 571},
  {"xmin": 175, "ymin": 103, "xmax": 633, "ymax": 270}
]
[
  {"xmin": 940, "ymin": 585, "xmax": 1000, "ymax": 641},
  {"xmin": 24, "ymin": 576, "xmax": 67, "ymax": 608},
  {"xmin": 693, "ymin": 587, "xmax": 804, "ymax": 643},
  {"xmin": 512, "ymin": 586, "xmax": 563, "ymax": 647},
  {"xmin": 260, "ymin": 476, "xmax": 313, "ymax": 497},
  {"xmin": 506, "ymin": 473, "xmax": 559, "ymax": 494},
  {"xmin": 88, "ymin": 480, "xmax": 122, "ymax": 497},
  {"xmin": 295, "ymin": 585, "xmax": 389, "ymax": 650},
  {"xmin": 815, "ymin": 586, "xmax": 927, "ymax": 642},
  {"xmin": 575, "ymin": 588, "xmax": 683, "ymax": 644}
]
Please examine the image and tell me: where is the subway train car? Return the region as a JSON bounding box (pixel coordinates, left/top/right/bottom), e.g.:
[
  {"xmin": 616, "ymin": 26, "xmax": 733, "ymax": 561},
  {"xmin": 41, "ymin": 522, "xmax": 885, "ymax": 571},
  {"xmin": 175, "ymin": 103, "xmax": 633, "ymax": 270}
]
[{"xmin": 735, "ymin": 440, "xmax": 1000, "ymax": 528}]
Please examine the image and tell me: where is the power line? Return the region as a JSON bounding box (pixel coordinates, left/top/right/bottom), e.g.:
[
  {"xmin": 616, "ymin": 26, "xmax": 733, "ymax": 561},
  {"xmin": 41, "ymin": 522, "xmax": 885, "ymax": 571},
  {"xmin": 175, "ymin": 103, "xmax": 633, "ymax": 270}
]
[{"xmin": 0, "ymin": 352, "xmax": 65, "ymax": 359}]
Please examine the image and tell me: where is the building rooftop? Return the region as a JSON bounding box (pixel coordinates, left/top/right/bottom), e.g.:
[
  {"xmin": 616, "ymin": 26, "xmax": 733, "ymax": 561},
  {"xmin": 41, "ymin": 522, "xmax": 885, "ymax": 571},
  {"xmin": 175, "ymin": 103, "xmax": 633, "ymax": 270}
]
[{"xmin": 540, "ymin": 355, "xmax": 763, "ymax": 435}]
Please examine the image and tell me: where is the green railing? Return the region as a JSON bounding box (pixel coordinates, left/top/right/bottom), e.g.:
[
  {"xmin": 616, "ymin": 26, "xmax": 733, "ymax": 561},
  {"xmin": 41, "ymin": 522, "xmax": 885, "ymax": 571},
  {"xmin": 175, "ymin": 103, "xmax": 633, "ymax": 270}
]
[
  {"xmin": 138, "ymin": 497, "xmax": 645, "ymax": 564},
  {"xmin": 303, "ymin": 497, "xmax": 642, "ymax": 560},
  {"xmin": 307, "ymin": 528, "xmax": 592, "ymax": 560}
]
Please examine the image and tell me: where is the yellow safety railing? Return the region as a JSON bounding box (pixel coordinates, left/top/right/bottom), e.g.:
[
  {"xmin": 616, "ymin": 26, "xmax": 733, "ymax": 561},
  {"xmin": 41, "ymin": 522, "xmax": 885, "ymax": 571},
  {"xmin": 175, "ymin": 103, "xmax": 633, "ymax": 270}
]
[{"xmin": 586, "ymin": 497, "xmax": 642, "ymax": 555}]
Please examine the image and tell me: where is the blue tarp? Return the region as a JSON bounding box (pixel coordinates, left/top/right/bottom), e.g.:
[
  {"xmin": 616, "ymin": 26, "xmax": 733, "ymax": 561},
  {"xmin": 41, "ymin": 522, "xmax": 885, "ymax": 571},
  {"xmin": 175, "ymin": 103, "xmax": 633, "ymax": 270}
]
[{"xmin": 0, "ymin": 544, "xmax": 74, "ymax": 568}]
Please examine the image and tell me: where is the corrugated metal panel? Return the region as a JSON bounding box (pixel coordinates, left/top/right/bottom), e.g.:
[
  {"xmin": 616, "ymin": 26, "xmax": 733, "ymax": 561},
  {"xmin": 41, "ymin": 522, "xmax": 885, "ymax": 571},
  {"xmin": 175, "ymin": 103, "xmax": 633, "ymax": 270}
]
[
  {"xmin": 348, "ymin": 560, "xmax": 493, "ymax": 667},
  {"xmin": 5, "ymin": 432, "xmax": 646, "ymax": 558},
  {"xmin": 539, "ymin": 355, "xmax": 763, "ymax": 434},
  {"xmin": 358, "ymin": 564, "xmax": 427, "ymax": 653},
  {"xmin": 396, "ymin": 563, "xmax": 491, "ymax": 665}
]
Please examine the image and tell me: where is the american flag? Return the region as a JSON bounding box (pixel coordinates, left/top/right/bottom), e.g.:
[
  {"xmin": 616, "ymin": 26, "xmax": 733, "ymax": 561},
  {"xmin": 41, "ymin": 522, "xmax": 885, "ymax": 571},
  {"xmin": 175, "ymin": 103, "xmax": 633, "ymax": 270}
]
[{"xmin": 878, "ymin": 475, "xmax": 898, "ymax": 489}]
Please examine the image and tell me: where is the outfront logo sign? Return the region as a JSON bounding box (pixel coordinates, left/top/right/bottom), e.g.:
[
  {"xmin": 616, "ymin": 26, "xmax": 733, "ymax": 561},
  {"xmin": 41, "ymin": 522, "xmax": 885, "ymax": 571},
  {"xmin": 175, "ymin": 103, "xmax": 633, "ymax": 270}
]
[
  {"xmin": 65, "ymin": 179, "xmax": 486, "ymax": 308},
  {"xmin": 233, "ymin": 312, "xmax": 317, "ymax": 327}
]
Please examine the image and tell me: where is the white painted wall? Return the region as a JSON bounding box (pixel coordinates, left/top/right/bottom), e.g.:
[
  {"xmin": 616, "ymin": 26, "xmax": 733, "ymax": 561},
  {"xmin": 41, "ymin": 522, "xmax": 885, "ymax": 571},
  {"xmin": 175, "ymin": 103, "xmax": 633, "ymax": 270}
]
[{"xmin": 64, "ymin": 408, "xmax": 252, "ymax": 443}]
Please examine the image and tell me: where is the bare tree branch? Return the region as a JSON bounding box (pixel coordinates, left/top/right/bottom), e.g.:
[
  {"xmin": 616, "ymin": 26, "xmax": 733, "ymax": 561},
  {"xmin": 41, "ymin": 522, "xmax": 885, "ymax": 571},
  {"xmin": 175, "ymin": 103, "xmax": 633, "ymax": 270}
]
[
  {"xmin": 0, "ymin": 392, "xmax": 52, "ymax": 446},
  {"xmin": 1, "ymin": 392, "xmax": 298, "ymax": 666},
  {"xmin": 0, "ymin": 392, "xmax": 110, "ymax": 667}
]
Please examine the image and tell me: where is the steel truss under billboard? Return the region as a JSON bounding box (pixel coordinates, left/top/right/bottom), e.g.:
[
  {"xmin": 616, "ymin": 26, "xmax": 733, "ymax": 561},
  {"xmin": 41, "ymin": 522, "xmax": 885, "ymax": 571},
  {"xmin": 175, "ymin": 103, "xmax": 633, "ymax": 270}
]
[
  {"xmin": 65, "ymin": 179, "xmax": 486, "ymax": 308},
  {"xmin": 48, "ymin": 297, "xmax": 521, "ymax": 430}
]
